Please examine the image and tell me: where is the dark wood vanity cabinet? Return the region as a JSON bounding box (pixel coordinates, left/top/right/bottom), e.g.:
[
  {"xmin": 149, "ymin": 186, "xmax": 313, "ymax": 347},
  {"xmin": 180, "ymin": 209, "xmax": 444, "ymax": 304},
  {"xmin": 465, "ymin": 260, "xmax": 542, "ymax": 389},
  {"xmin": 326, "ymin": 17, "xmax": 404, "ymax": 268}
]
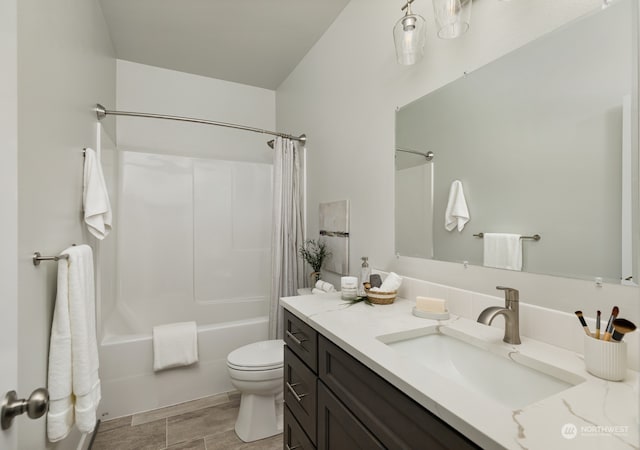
[{"xmin": 282, "ymin": 309, "xmax": 480, "ymax": 450}]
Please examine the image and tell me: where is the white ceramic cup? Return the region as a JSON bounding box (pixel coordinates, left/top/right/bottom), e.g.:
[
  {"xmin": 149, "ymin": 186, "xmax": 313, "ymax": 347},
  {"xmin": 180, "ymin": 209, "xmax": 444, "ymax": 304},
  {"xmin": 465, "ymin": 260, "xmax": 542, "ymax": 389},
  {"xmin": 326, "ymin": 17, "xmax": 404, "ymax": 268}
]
[{"xmin": 583, "ymin": 335, "xmax": 627, "ymax": 381}]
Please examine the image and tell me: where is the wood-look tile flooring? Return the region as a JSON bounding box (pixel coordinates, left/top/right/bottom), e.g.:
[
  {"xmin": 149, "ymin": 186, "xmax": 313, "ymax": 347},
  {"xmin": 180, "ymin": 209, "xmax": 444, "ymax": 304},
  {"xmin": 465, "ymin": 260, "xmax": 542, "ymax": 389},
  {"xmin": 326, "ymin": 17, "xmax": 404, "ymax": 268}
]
[{"xmin": 93, "ymin": 392, "xmax": 282, "ymax": 450}]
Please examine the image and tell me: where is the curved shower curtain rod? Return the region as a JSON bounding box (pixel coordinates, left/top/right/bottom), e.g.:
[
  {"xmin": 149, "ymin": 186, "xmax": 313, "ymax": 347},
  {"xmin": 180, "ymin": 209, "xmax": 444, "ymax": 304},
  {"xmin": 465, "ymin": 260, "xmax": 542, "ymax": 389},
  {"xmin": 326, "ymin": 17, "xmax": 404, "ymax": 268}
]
[
  {"xmin": 95, "ymin": 104, "xmax": 307, "ymax": 148},
  {"xmin": 395, "ymin": 147, "xmax": 434, "ymax": 160}
]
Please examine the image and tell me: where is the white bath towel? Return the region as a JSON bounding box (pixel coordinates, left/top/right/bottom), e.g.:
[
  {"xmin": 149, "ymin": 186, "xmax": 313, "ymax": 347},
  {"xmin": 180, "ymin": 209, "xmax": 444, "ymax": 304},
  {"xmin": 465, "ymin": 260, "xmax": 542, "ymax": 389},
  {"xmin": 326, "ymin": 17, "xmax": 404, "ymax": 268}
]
[
  {"xmin": 483, "ymin": 233, "xmax": 523, "ymax": 271},
  {"xmin": 444, "ymin": 180, "xmax": 470, "ymax": 232},
  {"xmin": 47, "ymin": 245, "xmax": 101, "ymax": 442},
  {"xmin": 153, "ymin": 322, "xmax": 199, "ymax": 371},
  {"xmin": 83, "ymin": 148, "xmax": 112, "ymax": 240}
]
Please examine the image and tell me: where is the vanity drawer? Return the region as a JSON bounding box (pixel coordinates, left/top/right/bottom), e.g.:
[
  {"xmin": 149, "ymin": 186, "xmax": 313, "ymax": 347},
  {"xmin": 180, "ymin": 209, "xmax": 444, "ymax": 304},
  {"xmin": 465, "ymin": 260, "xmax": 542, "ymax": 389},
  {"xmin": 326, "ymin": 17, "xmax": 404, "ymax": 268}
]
[
  {"xmin": 319, "ymin": 336, "xmax": 480, "ymax": 450},
  {"xmin": 284, "ymin": 309, "xmax": 318, "ymax": 372},
  {"xmin": 317, "ymin": 381, "xmax": 384, "ymax": 450},
  {"xmin": 284, "ymin": 346, "xmax": 317, "ymax": 445},
  {"xmin": 284, "ymin": 404, "xmax": 315, "ymax": 450}
]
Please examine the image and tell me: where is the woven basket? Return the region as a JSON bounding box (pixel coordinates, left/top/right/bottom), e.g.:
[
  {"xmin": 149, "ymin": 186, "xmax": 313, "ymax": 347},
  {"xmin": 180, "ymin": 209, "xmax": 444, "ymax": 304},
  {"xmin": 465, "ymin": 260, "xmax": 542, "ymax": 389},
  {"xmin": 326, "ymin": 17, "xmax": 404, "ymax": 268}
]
[{"xmin": 366, "ymin": 289, "xmax": 397, "ymax": 305}]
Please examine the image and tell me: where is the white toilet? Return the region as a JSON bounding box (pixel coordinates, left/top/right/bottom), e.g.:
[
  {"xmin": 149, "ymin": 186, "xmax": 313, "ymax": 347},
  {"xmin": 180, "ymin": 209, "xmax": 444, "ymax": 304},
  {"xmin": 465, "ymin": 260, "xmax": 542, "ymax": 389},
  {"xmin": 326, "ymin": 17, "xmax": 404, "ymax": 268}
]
[{"xmin": 226, "ymin": 339, "xmax": 285, "ymax": 442}]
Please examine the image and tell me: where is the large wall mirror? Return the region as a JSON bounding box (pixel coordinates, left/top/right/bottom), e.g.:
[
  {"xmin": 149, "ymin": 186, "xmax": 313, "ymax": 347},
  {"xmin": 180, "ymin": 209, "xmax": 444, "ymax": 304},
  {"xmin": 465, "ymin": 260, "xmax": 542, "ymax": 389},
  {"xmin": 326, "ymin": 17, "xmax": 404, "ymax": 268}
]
[{"xmin": 395, "ymin": 0, "xmax": 638, "ymax": 285}]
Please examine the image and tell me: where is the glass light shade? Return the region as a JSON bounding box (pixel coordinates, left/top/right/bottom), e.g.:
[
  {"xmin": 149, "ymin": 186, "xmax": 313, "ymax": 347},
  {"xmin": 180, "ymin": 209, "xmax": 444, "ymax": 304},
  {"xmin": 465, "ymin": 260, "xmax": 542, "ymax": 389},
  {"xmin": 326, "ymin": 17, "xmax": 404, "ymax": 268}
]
[
  {"xmin": 433, "ymin": 0, "xmax": 472, "ymax": 39},
  {"xmin": 393, "ymin": 13, "xmax": 427, "ymax": 65}
]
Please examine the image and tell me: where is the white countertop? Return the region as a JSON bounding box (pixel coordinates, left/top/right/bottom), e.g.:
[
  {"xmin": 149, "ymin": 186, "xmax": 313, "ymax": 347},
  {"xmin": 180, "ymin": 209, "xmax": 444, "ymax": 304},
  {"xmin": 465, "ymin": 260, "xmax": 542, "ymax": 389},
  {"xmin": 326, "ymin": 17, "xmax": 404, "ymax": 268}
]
[{"xmin": 281, "ymin": 293, "xmax": 639, "ymax": 450}]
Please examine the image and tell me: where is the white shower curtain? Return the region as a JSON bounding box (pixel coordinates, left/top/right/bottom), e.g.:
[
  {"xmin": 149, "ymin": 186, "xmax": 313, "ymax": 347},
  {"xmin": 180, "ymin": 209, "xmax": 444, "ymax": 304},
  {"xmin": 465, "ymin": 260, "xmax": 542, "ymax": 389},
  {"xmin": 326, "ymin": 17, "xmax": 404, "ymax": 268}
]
[{"xmin": 269, "ymin": 137, "xmax": 305, "ymax": 339}]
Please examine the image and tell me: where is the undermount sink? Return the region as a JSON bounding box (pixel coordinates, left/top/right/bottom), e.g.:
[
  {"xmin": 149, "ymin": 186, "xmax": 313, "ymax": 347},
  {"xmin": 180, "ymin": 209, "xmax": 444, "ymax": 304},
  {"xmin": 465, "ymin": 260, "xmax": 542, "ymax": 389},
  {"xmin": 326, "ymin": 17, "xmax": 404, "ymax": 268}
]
[{"xmin": 378, "ymin": 327, "xmax": 585, "ymax": 409}]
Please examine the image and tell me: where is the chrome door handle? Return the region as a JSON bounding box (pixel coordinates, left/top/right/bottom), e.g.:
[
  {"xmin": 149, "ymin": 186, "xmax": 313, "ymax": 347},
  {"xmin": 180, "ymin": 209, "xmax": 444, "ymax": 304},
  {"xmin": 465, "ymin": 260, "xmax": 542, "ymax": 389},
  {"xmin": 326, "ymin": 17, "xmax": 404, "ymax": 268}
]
[
  {"xmin": 286, "ymin": 330, "xmax": 307, "ymax": 346},
  {"xmin": 1, "ymin": 388, "xmax": 49, "ymax": 430},
  {"xmin": 285, "ymin": 382, "xmax": 308, "ymax": 402}
]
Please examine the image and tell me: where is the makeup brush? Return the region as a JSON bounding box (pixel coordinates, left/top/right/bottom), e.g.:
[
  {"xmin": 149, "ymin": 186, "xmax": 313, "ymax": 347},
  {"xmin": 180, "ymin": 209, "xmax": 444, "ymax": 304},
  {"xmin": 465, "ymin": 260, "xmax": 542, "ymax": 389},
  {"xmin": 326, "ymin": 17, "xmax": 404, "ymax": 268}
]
[
  {"xmin": 602, "ymin": 306, "xmax": 619, "ymax": 342},
  {"xmin": 611, "ymin": 318, "xmax": 637, "ymax": 342},
  {"xmin": 595, "ymin": 310, "xmax": 601, "ymax": 339},
  {"xmin": 574, "ymin": 311, "xmax": 592, "ymax": 337}
]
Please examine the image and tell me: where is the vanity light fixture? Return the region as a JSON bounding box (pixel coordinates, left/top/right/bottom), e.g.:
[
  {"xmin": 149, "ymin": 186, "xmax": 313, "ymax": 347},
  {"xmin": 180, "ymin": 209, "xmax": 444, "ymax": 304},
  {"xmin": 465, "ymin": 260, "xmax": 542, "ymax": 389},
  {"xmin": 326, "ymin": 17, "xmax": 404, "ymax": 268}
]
[
  {"xmin": 432, "ymin": 0, "xmax": 472, "ymax": 39},
  {"xmin": 393, "ymin": 0, "xmax": 427, "ymax": 65}
]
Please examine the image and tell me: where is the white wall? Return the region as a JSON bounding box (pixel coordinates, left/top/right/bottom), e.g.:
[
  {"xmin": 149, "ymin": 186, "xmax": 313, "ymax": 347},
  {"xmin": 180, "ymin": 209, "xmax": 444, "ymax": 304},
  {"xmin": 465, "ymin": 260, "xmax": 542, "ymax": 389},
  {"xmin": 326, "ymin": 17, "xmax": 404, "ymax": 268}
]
[
  {"xmin": 0, "ymin": 0, "xmax": 18, "ymax": 448},
  {"xmin": 17, "ymin": 0, "xmax": 116, "ymax": 448},
  {"xmin": 276, "ymin": 0, "xmax": 639, "ymax": 320},
  {"xmin": 116, "ymin": 60, "xmax": 276, "ymax": 163}
]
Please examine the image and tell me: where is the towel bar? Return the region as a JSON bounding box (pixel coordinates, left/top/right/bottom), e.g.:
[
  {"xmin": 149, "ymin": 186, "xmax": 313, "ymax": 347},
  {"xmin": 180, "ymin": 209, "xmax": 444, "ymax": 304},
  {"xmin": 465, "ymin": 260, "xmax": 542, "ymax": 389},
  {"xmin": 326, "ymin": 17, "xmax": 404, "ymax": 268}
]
[
  {"xmin": 473, "ymin": 233, "xmax": 541, "ymax": 241},
  {"xmin": 32, "ymin": 252, "xmax": 69, "ymax": 266}
]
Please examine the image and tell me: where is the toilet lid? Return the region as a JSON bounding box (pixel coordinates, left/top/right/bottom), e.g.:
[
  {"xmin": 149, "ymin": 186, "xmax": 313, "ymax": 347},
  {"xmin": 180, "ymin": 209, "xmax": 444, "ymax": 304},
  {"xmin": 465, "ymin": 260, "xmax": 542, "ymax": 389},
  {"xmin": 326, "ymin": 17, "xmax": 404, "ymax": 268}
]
[{"xmin": 227, "ymin": 339, "xmax": 284, "ymax": 370}]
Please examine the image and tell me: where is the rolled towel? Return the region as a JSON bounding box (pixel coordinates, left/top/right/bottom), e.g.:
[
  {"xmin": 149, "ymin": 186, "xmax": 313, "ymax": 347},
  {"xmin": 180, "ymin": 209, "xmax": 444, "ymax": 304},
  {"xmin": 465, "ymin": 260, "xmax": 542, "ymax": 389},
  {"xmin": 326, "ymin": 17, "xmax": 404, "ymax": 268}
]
[
  {"xmin": 315, "ymin": 280, "xmax": 336, "ymax": 292},
  {"xmin": 370, "ymin": 272, "xmax": 403, "ymax": 292},
  {"xmin": 312, "ymin": 288, "xmax": 326, "ymax": 295},
  {"xmin": 153, "ymin": 322, "xmax": 199, "ymax": 371}
]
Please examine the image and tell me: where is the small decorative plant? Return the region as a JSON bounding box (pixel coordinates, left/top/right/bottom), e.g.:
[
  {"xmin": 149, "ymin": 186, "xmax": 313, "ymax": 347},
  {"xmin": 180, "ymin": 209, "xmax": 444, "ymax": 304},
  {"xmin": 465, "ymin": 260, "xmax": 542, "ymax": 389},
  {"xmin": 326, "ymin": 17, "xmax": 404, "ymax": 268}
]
[{"xmin": 299, "ymin": 239, "xmax": 331, "ymax": 283}]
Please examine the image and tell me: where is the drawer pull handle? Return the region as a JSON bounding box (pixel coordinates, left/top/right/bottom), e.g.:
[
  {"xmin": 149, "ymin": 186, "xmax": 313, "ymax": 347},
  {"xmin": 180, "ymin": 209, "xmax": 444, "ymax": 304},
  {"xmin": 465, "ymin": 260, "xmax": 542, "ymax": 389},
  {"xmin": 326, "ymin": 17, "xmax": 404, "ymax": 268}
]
[
  {"xmin": 285, "ymin": 382, "xmax": 308, "ymax": 402},
  {"xmin": 286, "ymin": 445, "xmax": 301, "ymax": 450},
  {"xmin": 286, "ymin": 330, "xmax": 308, "ymax": 346}
]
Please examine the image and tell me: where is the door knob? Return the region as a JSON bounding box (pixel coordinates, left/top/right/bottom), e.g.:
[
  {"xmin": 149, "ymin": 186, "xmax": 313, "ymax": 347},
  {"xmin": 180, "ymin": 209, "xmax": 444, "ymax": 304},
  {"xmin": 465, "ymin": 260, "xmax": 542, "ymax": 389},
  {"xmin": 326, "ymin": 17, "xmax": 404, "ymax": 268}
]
[{"xmin": 1, "ymin": 388, "xmax": 49, "ymax": 430}]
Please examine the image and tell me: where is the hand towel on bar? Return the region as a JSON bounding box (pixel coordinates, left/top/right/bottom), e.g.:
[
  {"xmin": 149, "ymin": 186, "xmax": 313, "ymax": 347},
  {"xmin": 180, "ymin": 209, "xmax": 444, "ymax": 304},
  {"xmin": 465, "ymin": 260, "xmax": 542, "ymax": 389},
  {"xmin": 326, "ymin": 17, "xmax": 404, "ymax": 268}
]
[
  {"xmin": 483, "ymin": 233, "xmax": 523, "ymax": 271},
  {"xmin": 83, "ymin": 147, "xmax": 112, "ymax": 240},
  {"xmin": 444, "ymin": 180, "xmax": 470, "ymax": 232},
  {"xmin": 47, "ymin": 245, "xmax": 101, "ymax": 441},
  {"xmin": 153, "ymin": 322, "xmax": 199, "ymax": 371}
]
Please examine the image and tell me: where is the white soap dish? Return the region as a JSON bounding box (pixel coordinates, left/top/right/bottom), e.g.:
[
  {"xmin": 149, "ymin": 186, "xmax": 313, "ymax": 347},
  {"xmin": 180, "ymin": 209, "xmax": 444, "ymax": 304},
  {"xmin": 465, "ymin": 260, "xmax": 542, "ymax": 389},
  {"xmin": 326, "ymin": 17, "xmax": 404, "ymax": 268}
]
[{"xmin": 412, "ymin": 307, "xmax": 450, "ymax": 320}]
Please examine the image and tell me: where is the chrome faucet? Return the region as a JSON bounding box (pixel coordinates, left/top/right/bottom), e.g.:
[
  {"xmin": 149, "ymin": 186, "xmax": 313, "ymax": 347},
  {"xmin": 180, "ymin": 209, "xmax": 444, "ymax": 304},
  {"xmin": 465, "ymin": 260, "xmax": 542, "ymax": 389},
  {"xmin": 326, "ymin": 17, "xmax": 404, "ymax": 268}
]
[{"xmin": 477, "ymin": 286, "xmax": 521, "ymax": 345}]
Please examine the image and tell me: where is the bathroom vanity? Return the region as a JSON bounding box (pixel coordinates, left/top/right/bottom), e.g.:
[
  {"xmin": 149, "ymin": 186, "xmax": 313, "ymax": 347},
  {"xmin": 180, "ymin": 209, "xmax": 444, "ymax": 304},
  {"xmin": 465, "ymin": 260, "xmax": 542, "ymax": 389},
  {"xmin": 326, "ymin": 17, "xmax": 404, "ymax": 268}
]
[
  {"xmin": 281, "ymin": 293, "xmax": 639, "ymax": 450},
  {"xmin": 282, "ymin": 309, "xmax": 477, "ymax": 449}
]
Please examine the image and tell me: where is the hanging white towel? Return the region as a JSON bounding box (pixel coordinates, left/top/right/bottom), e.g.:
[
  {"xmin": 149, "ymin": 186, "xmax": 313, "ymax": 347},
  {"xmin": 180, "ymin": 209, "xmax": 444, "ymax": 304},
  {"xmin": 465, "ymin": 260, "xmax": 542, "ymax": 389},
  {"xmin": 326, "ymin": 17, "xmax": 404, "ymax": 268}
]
[
  {"xmin": 83, "ymin": 148, "xmax": 112, "ymax": 240},
  {"xmin": 483, "ymin": 233, "xmax": 523, "ymax": 271},
  {"xmin": 47, "ymin": 245, "xmax": 101, "ymax": 442},
  {"xmin": 444, "ymin": 180, "xmax": 470, "ymax": 232},
  {"xmin": 153, "ymin": 322, "xmax": 199, "ymax": 371}
]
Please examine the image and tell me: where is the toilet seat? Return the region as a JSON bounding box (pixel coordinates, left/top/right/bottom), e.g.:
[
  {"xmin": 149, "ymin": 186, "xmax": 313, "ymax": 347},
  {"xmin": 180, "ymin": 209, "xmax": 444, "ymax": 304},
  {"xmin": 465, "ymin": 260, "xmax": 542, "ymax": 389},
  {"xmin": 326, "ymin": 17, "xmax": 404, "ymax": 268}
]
[{"xmin": 227, "ymin": 339, "xmax": 284, "ymax": 371}]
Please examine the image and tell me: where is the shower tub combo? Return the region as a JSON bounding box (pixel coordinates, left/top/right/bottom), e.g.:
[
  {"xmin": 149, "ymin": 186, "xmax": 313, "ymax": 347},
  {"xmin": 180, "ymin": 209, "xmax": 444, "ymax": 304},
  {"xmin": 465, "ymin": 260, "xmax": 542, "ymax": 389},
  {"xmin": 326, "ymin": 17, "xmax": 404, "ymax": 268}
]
[{"xmin": 96, "ymin": 148, "xmax": 274, "ymax": 420}]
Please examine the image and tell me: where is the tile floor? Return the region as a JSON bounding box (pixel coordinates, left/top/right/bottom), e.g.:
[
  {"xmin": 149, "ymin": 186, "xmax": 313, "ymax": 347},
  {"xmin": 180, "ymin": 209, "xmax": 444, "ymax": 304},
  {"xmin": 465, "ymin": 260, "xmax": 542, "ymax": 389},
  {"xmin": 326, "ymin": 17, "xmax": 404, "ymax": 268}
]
[{"xmin": 92, "ymin": 392, "xmax": 282, "ymax": 450}]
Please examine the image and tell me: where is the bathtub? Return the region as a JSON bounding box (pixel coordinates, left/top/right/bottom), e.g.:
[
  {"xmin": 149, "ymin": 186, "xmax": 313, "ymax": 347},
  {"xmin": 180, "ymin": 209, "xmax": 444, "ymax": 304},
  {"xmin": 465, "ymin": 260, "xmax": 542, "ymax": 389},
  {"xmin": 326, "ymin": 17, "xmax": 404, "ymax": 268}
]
[{"xmin": 97, "ymin": 316, "xmax": 268, "ymax": 420}]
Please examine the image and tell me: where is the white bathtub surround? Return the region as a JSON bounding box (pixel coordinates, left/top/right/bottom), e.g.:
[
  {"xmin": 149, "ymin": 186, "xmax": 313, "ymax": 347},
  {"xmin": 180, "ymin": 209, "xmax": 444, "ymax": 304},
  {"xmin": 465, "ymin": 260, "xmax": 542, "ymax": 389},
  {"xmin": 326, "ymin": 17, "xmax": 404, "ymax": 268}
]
[
  {"xmin": 48, "ymin": 245, "xmax": 101, "ymax": 441},
  {"xmin": 152, "ymin": 322, "xmax": 199, "ymax": 371},
  {"xmin": 281, "ymin": 293, "xmax": 639, "ymax": 449},
  {"xmin": 83, "ymin": 147, "xmax": 112, "ymax": 240},
  {"xmin": 269, "ymin": 137, "xmax": 305, "ymax": 339}
]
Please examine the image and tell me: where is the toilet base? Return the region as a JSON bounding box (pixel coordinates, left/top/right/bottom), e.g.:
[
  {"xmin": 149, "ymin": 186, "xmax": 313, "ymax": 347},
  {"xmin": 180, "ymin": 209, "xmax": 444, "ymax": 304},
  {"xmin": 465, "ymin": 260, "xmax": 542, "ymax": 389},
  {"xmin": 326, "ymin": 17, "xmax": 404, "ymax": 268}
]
[{"xmin": 234, "ymin": 392, "xmax": 283, "ymax": 442}]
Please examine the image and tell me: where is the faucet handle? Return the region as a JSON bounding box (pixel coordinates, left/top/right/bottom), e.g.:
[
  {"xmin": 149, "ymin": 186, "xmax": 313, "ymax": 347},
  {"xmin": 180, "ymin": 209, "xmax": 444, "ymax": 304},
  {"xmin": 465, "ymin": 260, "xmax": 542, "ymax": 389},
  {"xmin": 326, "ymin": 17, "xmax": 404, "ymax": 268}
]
[{"xmin": 496, "ymin": 286, "xmax": 519, "ymax": 303}]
